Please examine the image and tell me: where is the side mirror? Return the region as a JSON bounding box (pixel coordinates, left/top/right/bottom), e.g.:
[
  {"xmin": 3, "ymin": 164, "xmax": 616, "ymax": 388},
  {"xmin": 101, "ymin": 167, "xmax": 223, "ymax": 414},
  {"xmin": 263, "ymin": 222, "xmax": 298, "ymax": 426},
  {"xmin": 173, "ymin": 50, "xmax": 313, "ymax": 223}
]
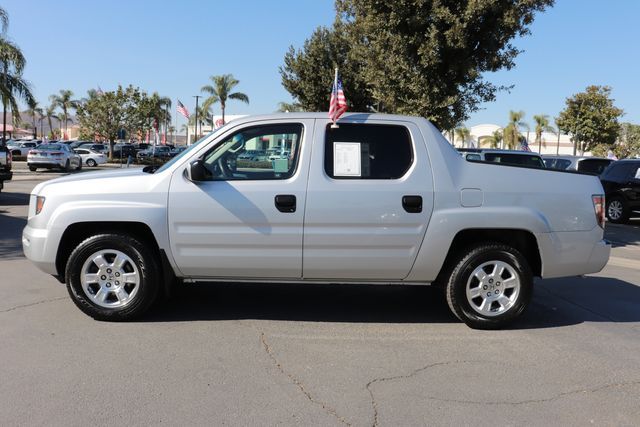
[{"xmin": 187, "ymin": 160, "xmax": 209, "ymax": 182}]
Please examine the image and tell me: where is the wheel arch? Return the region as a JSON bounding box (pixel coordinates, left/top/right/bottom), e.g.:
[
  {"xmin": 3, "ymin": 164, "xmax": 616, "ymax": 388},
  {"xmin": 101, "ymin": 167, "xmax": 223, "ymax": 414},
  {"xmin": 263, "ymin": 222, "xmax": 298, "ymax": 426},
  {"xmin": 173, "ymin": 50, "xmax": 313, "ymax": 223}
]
[
  {"xmin": 436, "ymin": 228, "xmax": 542, "ymax": 282},
  {"xmin": 55, "ymin": 221, "xmax": 164, "ymax": 282}
]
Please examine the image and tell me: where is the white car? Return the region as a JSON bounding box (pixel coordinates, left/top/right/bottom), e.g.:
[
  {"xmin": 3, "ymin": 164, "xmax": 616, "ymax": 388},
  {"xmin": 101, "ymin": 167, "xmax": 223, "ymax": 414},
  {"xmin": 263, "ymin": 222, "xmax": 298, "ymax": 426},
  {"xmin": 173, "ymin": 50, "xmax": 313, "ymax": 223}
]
[
  {"xmin": 7, "ymin": 140, "xmax": 38, "ymax": 157},
  {"xmin": 74, "ymin": 148, "xmax": 107, "ymax": 167},
  {"xmin": 27, "ymin": 143, "xmax": 82, "ymax": 172}
]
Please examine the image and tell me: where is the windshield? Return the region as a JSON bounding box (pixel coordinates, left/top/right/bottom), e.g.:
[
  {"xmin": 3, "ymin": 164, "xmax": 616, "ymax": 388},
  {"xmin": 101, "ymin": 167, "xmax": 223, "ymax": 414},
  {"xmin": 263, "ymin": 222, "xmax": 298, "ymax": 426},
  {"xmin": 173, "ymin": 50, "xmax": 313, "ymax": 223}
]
[{"xmin": 154, "ymin": 130, "xmax": 222, "ymax": 174}]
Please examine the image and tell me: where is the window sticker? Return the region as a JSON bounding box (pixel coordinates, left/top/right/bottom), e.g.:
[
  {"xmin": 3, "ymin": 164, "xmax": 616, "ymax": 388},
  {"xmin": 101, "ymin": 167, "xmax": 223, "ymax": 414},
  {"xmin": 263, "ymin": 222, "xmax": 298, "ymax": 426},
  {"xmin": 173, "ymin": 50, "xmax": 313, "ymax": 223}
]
[{"xmin": 334, "ymin": 142, "xmax": 361, "ymax": 176}]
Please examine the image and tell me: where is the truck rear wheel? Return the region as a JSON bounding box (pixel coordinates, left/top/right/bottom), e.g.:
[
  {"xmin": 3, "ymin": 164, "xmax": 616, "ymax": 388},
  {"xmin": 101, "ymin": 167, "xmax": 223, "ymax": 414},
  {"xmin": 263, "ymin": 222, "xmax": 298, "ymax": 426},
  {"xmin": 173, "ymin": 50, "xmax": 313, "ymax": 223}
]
[
  {"xmin": 65, "ymin": 233, "xmax": 160, "ymax": 321},
  {"xmin": 445, "ymin": 243, "xmax": 532, "ymax": 330}
]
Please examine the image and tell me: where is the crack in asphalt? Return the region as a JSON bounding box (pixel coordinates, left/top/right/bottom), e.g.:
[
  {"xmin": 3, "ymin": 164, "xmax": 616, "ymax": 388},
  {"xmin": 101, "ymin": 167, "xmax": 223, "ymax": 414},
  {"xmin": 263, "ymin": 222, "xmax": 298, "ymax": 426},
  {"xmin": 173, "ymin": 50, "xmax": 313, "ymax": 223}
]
[
  {"xmin": 366, "ymin": 361, "xmax": 467, "ymax": 427},
  {"xmin": 260, "ymin": 332, "xmax": 350, "ymax": 426},
  {"xmin": 0, "ymin": 296, "xmax": 67, "ymax": 314},
  {"xmin": 366, "ymin": 360, "xmax": 640, "ymax": 426}
]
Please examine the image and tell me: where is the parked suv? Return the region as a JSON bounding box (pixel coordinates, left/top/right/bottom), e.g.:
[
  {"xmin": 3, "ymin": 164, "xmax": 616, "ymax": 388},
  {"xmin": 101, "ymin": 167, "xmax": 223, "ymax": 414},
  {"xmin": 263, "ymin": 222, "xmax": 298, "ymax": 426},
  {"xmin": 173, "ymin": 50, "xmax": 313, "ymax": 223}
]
[
  {"xmin": 543, "ymin": 155, "xmax": 613, "ymax": 175},
  {"xmin": 459, "ymin": 149, "xmax": 546, "ymax": 169},
  {"xmin": 600, "ymin": 159, "xmax": 640, "ymax": 223}
]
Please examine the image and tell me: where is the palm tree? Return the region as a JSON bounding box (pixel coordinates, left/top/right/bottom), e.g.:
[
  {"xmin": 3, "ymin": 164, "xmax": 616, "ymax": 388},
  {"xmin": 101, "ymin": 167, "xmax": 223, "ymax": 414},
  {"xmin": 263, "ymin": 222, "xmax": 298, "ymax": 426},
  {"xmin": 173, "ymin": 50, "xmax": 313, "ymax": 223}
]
[
  {"xmin": 201, "ymin": 74, "xmax": 249, "ymax": 125},
  {"xmin": 45, "ymin": 103, "xmax": 57, "ymax": 139},
  {"xmin": 533, "ymin": 114, "xmax": 555, "ymax": 153},
  {"xmin": 503, "ymin": 111, "xmax": 526, "ymax": 149},
  {"xmin": 454, "ymin": 126, "xmax": 471, "ymax": 148},
  {"xmin": 486, "ymin": 129, "xmax": 504, "ymax": 149},
  {"xmin": 277, "ymin": 101, "xmax": 303, "ymax": 112},
  {"xmin": 50, "ymin": 89, "xmax": 78, "ymax": 138},
  {"xmin": 26, "ymin": 99, "xmax": 41, "ymax": 137},
  {"xmin": 0, "ymin": 35, "xmax": 33, "ymax": 141}
]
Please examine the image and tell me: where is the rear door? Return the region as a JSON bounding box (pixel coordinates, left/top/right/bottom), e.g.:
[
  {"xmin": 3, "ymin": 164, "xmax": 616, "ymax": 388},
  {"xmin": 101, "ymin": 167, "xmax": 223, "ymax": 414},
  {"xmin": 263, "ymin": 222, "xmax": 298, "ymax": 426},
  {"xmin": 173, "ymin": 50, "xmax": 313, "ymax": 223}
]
[{"xmin": 302, "ymin": 119, "xmax": 434, "ymax": 280}]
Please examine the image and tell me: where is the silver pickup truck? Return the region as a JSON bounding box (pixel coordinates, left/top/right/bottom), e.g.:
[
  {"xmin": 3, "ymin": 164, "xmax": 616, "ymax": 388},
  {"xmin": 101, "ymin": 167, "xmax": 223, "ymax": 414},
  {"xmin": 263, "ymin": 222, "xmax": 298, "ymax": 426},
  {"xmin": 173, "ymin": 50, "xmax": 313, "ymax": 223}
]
[{"xmin": 22, "ymin": 113, "xmax": 610, "ymax": 329}]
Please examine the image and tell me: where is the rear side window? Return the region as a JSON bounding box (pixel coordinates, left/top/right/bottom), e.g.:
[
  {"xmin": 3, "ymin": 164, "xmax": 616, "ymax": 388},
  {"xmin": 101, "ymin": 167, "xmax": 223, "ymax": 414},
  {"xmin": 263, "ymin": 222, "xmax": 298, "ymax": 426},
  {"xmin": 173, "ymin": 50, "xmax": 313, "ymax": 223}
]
[
  {"xmin": 576, "ymin": 159, "xmax": 612, "ymax": 175},
  {"xmin": 544, "ymin": 158, "xmax": 571, "ymax": 169},
  {"xmin": 603, "ymin": 163, "xmax": 634, "ymax": 181},
  {"xmin": 484, "ymin": 153, "xmax": 545, "ymax": 168},
  {"xmin": 324, "ymin": 124, "xmax": 413, "ymax": 179}
]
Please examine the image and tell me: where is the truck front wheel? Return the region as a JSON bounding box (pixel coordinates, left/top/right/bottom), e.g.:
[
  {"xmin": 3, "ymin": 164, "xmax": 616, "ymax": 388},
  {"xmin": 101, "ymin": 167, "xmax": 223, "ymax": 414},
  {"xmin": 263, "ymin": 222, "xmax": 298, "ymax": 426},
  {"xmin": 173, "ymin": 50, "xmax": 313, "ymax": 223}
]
[
  {"xmin": 65, "ymin": 233, "xmax": 160, "ymax": 321},
  {"xmin": 445, "ymin": 243, "xmax": 532, "ymax": 330}
]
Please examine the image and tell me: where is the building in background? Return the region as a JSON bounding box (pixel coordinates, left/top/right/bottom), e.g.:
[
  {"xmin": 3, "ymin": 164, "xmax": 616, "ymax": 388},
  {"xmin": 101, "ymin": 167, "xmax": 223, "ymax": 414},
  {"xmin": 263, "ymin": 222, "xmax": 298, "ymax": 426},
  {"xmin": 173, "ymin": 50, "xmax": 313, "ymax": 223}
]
[{"xmin": 446, "ymin": 124, "xmax": 579, "ymax": 155}]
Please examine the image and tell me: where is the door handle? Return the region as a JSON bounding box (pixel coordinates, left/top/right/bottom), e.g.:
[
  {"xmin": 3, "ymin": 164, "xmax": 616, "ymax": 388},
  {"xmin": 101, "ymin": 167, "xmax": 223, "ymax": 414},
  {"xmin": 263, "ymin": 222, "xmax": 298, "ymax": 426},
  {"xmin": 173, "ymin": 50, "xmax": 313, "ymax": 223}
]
[
  {"xmin": 275, "ymin": 194, "xmax": 296, "ymax": 213},
  {"xmin": 402, "ymin": 195, "xmax": 422, "ymax": 213}
]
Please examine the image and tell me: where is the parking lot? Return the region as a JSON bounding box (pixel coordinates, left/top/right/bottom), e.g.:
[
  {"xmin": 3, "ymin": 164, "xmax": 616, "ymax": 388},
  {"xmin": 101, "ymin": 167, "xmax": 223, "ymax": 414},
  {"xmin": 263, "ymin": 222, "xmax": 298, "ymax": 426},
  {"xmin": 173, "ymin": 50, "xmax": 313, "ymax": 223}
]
[{"xmin": 1, "ymin": 166, "xmax": 640, "ymax": 425}]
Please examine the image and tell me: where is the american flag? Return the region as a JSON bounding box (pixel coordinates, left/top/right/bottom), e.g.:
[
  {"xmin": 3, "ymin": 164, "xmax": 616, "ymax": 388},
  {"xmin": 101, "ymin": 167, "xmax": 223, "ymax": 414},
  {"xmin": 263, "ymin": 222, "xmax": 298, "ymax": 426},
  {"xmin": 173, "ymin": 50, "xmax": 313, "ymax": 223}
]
[
  {"xmin": 329, "ymin": 69, "xmax": 347, "ymax": 124},
  {"xmin": 520, "ymin": 138, "xmax": 532, "ymax": 152},
  {"xmin": 177, "ymin": 100, "xmax": 190, "ymax": 119}
]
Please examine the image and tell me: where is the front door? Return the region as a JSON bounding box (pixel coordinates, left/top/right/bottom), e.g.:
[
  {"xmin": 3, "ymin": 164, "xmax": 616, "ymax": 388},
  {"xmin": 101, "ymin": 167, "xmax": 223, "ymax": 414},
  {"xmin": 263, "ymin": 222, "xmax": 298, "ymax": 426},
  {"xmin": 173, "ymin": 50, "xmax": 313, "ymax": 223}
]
[{"xmin": 168, "ymin": 120, "xmax": 313, "ymax": 278}]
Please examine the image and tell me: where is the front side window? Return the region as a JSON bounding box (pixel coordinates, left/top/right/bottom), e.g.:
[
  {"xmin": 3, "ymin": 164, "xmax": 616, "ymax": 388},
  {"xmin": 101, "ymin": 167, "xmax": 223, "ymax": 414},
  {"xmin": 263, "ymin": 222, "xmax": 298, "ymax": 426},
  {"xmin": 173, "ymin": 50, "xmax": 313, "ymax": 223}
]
[
  {"xmin": 324, "ymin": 124, "xmax": 413, "ymax": 179},
  {"xmin": 200, "ymin": 123, "xmax": 303, "ymax": 181}
]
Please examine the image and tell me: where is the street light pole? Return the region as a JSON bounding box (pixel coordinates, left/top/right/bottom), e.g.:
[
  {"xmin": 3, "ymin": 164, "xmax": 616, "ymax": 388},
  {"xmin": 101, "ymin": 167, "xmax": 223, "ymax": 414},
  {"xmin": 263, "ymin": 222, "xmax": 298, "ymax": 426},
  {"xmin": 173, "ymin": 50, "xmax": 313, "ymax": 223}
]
[{"xmin": 193, "ymin": 95, "xmax": 200, "ymax": 144}]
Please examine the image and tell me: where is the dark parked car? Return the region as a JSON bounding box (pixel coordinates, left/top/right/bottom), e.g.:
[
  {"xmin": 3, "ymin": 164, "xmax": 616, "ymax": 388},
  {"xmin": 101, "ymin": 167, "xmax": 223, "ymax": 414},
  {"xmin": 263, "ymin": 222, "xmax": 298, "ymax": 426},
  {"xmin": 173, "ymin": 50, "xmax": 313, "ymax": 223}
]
[
  {"xmin": 543, "ymin": 155, "xmax": 613, "ymax": 175},
  {"xmin": 459, "ymin": 149, "xmax": 546, "ymax": 169},
  {"xmin": 136, "ymin": 145, "xmax": 172, "ymax": 159},
  {"xmin": 600, "ymin": 159, "xmax": 640, "ymax": 223},
  {"xmin": 112, "ymin": 143, "xmax": 137, "ymax": 158}
]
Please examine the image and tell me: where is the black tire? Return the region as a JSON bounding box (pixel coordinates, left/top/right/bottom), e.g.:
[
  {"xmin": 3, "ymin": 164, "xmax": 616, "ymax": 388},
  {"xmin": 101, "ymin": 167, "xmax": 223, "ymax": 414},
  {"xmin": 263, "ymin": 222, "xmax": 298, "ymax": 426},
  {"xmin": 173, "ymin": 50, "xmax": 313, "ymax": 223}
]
[
  {"xmin": 63, "ymin": 159, "xmax": 70, "ymax": 172},
  {"xmin": 65, "ymin": 233, "xmax": 160, "ymax": 321},
  {"xmin": 605, "ymin": 196, "xmax": 629, "ymax": 224},
  {"xmin": 445, "ymin": 243, "xmax": 533, "ymax": 330},
  {"xmin": 76, "ymin": 160, "xmax": 82, "ymax": 171},
  {"xmin": 28, "ymin": 165, "xmax": 37, "ymax": 172},
  {"xmin": 86, "ymin": 158, "xmax": 97, "ymax": 167}
]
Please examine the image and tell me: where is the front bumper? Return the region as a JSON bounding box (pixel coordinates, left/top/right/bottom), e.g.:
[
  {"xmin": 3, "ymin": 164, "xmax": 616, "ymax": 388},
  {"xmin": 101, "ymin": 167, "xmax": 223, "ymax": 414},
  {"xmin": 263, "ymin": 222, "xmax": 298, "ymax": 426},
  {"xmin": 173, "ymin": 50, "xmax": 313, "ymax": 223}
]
[{"xmin": 22, "ymin": 225, "xmax": 57, "ymax": 275}]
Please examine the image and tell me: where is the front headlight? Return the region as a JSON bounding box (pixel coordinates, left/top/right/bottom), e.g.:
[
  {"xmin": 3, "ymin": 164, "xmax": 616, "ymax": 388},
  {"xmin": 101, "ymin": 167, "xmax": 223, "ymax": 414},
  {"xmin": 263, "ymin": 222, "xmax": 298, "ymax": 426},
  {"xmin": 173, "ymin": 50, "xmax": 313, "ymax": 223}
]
[{"xmin": 35, "ymin": 196, "xmax": 46, "ymax": 215}]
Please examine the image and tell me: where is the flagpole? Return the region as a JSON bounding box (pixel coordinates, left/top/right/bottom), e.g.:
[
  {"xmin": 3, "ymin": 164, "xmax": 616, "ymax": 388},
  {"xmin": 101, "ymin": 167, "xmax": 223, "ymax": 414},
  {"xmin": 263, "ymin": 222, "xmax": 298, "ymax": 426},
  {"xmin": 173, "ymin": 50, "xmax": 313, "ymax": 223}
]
[
  {"xmin": 174, "ymin": 98, "xmax": 178, "ymax": 145},
  {"xmin": 331, "ymin": 67, "xmax": 340, "ymax": 129}
]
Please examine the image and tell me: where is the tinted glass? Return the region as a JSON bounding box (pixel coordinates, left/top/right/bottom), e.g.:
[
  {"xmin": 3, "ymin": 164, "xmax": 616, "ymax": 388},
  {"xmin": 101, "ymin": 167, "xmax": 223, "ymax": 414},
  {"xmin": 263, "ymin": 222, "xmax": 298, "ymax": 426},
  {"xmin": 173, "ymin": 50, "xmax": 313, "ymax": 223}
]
[
  {"xmin": 324, "ymin": 124, "xmax": 413, "ymax": 179},
  {"xmin": 201, "ymin": 123, "xmax": 303, "ymax": 181},
  {"xmin": 544, "ymin": 158, "xmax": 571, "ymax": 169},
  {"xmin": 39, "ymin": 144, "xmax": 63, "ymax": 151},
  {"xmin": 484, "ymin": 153, "xmax": 545, "ymax": 168},
  {"xmin": 603, "ymin": 163, "xmax": 634, "ymax": 181},
  {"xmin": 577, "ymin": 159, "xmax": 612, "ymax": 174}
]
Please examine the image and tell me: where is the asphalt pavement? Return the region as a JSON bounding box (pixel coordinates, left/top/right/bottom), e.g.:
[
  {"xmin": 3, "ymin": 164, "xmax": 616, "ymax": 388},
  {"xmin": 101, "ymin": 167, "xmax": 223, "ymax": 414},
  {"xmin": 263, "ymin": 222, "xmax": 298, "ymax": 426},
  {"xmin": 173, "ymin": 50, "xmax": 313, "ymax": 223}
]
[{"xmin": 1, "ymin": 172, "xmax": 639, "ymax": 426}]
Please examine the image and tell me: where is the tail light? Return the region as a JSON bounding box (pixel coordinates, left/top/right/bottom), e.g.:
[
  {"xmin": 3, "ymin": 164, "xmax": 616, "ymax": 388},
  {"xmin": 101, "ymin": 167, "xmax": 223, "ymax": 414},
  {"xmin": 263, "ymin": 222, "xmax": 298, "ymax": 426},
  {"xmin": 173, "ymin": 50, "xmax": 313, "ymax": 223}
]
[
  {"xmin": 592, "ymin": 195, "xmax": 605, "ymax": 229},
  {"xmin": 7, "ymin": 151, "xmax": 11, "ymax": 167},
  {"xmin": 28, "ymin": 150, "xmax": 37, "ymax": 155},
  {"xmin": 51, "ymin": 152, "xmax": 63, "ymax": 156}
]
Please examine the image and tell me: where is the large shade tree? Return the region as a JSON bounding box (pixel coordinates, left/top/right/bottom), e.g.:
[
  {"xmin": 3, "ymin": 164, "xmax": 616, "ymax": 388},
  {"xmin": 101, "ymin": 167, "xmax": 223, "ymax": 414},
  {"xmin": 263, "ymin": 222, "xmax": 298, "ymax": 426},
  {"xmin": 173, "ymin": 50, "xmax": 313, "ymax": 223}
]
[
  {"xmin": 555, "ymin": 85, "xmax": 623, "ymax": 155},
  {"xmin": 201, "ymin": 74, "xmax": 249, "ymax": 124},
  {"xmin": 281, "ymin": 0, "xmax": 554, "ymax": 130}
]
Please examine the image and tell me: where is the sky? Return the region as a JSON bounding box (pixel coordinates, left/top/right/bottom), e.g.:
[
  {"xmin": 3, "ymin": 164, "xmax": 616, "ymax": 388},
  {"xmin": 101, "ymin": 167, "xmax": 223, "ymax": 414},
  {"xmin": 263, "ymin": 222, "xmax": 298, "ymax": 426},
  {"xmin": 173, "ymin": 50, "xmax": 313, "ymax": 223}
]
[{"xmin": 3, "ymin": 0, "xmax": 639, "ymax": 132}]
